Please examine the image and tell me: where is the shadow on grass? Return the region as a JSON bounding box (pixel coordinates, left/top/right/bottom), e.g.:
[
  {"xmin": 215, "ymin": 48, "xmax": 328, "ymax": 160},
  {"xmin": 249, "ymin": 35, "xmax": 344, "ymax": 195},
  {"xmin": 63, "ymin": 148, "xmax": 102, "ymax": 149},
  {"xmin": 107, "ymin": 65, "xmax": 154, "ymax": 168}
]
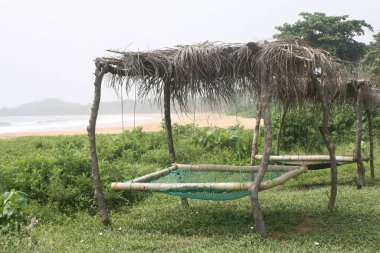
[
  {"xmin": 122, "ymin": 193, "xmax": 380, "ymax": 251},
  {"xmin": 128, "ymin": 199, "xmax": 313, "ymax": 237},
  {"xmin": 284, "ymin": 177, "xmax": 380, "ymax": 191}
]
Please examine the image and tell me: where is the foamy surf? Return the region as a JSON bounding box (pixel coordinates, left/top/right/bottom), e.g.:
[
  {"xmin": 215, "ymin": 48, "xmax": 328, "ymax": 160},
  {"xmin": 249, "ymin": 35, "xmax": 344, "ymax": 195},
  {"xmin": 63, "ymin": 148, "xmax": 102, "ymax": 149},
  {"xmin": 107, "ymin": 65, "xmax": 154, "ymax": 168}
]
[{"xmin": 0, "ymin": 114, "xmax": 161, "ymax": 134}]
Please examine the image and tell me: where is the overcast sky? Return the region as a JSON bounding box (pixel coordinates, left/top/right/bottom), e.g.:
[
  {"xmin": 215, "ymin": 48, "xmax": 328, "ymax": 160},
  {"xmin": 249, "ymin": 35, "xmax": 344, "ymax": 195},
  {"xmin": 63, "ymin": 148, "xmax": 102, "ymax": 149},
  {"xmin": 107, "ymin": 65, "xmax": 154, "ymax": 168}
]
[{"xmin": 0, "ymin": 0, "xmax": 379, "ymax": 108}]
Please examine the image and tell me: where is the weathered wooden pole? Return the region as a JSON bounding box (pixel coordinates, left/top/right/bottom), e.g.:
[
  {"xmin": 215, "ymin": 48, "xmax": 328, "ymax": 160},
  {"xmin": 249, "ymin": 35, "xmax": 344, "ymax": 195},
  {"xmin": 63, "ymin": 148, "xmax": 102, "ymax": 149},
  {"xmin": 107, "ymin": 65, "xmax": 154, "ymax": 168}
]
[
  {"xmin": 355, "ymin": 84, "xmax": 365, "ymax": 188},
  {"xmin": 249, "ymin": 82, "xmax": 272, "ymax": 237},
  {"xmin": 315, "ymin": 77, "xmax": 338, "ymax": 212},
  {"xmin": 87, "ymin": 62, "xmax": 111, "ymax": 226},
  {"xmin": 365, "ymin": 108, "xmax": 375, "ymax": 179},
  {"xmin": 250, "ymin": 101, "xmax": 261, "ymax": 166},
  {"xmin": 275, "ymin": 102, "xmax": 289, "ymax": 155},
  {"xmin": 163, "ymin": 80, "xmax": 189, "ymax": 208}
]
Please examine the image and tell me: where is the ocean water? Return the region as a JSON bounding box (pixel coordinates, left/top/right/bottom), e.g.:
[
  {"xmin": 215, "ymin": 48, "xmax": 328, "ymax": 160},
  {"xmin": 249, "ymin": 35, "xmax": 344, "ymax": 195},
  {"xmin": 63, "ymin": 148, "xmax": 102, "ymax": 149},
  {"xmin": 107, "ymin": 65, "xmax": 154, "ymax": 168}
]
[{"xmin": 0, "ymin": 114, "xmax": 160, "ymax": 134}]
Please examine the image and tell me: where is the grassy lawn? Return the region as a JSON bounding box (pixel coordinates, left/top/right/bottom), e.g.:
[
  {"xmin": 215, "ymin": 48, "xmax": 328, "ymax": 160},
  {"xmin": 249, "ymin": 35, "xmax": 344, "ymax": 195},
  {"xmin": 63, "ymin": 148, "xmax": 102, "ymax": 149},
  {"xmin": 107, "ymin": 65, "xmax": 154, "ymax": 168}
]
[
  {"xmin": 3, "ymin": 169, "xmax": 380, "ymax": 252},
  {"xmin": 0, "ymin": 129, "xmax": 379, "ymax": 252}
]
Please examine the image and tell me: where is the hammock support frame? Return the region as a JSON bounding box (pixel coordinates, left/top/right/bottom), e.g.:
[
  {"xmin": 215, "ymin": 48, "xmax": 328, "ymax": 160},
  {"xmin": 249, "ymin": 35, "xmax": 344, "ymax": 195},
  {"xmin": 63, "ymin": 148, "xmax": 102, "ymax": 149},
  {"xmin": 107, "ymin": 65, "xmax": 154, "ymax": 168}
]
[
  {"xmin": 111, "ymin": 164, "xmax": 307, "ymax": 193},
  {"xmin": 254, "ymin": 155, "xmax": 369, "ymax": 163}
]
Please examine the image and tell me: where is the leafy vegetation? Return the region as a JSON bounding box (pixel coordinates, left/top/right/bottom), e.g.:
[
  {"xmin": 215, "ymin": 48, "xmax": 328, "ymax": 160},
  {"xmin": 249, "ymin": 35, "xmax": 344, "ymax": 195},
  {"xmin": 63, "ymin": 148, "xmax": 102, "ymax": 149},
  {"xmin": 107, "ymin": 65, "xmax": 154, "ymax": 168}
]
[
  {"xmin": 274, "ymin": 12, "xmax": 373, "ymax": 62},
  {"xmin": 0, "ymin": 118, "xmax": 379, "ymax": 251},
  {"xmin": 0, "ymin": 190, "xmax": 28, "ymax": 233},
  {"xmin": 360, "ymin": 32, "xmax": 380, "ymax": 83}
]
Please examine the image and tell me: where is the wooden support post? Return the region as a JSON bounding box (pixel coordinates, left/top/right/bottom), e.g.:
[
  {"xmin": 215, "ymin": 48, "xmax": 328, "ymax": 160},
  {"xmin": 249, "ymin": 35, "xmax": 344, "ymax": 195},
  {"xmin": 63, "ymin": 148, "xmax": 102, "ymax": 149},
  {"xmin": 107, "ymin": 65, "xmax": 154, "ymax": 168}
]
[
  {"xmin": 365, "ymin": 108, "xmax": 375, "ymax": 179},
  {"xmin": 355, "ymin": 84, "xmax": 365, "ymax": 188},
  {"xmin": 250, "ymin": 101, "xmax": 261, "ymax": 165},
  {"xmin": 87, "ymin": 62, "xmax": 111, "ymax": 226},
  {"xmin": 315, "ymin": 77, "xmax": 338, "ymax": 212},
  {"xmin": 275, "ymin": 102, "xmax": 289, "ymax": 155},
  {"xmin": 250, "ymin": 82, "xmax": 271, "ymax": 237},
  {"xmin": 163, "ymin": 80, "xmax": 189, "ymax": 208}
]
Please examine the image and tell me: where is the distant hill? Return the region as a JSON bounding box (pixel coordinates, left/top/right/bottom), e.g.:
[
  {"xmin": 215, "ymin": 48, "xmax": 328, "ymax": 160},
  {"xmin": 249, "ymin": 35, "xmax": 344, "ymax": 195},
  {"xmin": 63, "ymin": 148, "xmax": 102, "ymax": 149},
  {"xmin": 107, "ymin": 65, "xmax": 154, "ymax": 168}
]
[
  {"xmin": 0, "ymin": 97, "xmax": 254, "ymax": 116},
  {"xmin": 0, "ymin": 98, "xmax": 161, "ymax": 116}
]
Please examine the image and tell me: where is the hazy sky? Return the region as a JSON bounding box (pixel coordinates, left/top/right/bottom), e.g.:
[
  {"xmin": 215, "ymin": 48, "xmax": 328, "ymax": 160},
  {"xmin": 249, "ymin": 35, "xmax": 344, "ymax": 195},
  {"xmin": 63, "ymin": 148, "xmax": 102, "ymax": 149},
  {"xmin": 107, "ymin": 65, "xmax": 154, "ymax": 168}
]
[{"xmin": 0, "ymin": 0, "xmax": 379, "ymax": 108}]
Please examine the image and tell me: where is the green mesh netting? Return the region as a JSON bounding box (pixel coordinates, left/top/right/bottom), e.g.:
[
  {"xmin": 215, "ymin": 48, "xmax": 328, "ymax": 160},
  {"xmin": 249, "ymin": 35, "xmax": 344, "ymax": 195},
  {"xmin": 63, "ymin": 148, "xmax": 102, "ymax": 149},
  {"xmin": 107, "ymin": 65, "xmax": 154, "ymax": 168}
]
[
  {"xmin": 276, "ymin": 161, "xmax": 351, "ymax": 170},
  {"xmin": 148, "ymin": 168, "xmax": 288, "ymax": 201}
]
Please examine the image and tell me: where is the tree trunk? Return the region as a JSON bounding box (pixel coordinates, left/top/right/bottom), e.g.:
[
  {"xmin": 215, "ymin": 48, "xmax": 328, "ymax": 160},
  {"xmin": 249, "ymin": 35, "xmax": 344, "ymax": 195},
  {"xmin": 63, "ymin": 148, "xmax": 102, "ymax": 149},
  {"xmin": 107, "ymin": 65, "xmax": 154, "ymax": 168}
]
[
  {"xmin": 275, "ymin": 103, "xmax": 289, "ymax": 155},
  {"xmin": 365, "ymin": 108, "xmax": 375, "ymax": 179},
  {"xmin": 355, "ymin": 85, "xmax": 365, "ymax": 188},
  {"xmin": 163, "ymin": 81, "xmax": 189, "ymax": 208},
  {"xmin": 250, "ymin": 101, "xmax": 261, "ymax": 166},
  {"xmin": 87, "ymin": 63, "xmax": 111, "ymax": 226},
  {"xmin": 315, "ymin": 78, "xmax": 338, "ymax": 212},
  {"xmin": 249, "ymin": 83, "xmax": 272, "ymax": 237}
]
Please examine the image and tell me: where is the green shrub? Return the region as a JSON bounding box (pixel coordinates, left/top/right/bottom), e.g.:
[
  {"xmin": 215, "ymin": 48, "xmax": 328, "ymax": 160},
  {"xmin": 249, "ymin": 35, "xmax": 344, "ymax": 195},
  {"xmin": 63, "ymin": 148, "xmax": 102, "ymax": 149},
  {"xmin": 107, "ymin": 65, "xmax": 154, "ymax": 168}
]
[
  {"xmin": 0, "ymin": 190, "xmax": 28, "ymax": 233},
  {"xmin": 1, "ymin": 116, "xmax": 377, "ymax": 223}
]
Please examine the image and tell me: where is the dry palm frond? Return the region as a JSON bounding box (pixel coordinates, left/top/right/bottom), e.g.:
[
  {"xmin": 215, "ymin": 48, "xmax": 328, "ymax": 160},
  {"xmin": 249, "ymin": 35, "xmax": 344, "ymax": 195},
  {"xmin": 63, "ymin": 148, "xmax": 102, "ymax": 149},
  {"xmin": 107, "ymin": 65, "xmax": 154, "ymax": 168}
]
[
  {"xmin": 343, "ymin": 80, "xmax": 380, "ymax": 108},
  {"xmin": 252, "ymin": 38, "xmax": 344, "ymax": 106},
  {"xmin": 95, "ymin": 39, "xmax": 347, "ymax": 110}
]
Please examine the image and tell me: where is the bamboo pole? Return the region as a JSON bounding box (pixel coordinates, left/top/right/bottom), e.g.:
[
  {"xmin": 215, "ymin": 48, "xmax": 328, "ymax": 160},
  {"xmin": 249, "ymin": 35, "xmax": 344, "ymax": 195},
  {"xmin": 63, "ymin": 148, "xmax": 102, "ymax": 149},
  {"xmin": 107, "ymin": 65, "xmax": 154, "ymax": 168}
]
[
  {"xmin": 111, "ymin": 166, "xmax": 307, "ymax": 192},
  {"xmin": 254, "ymin": 155, "xmax": 368, "ymax": 162},
  {"xmin": 174, "ymin": 164, "xmax": 300, "ymax": 172},
  {"xmin": 129, "ymin": 166, "xmax": 176, "ymax": 183},
  {"xmin": 260, "ymin": 166, "xmax": 307, "ymax": 190},
  {"xmin": 112, "ymin": 182, "xmax": 252, "ymax": 191}
]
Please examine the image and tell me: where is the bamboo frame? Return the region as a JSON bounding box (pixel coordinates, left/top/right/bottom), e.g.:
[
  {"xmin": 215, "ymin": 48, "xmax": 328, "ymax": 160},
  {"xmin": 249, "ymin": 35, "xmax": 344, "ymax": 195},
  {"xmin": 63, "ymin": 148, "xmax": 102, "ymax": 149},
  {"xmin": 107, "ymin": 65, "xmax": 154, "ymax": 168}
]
[
  {"xmin": 129, "ymin": 166, "xmax": 176, "ymax": 183},
  {"xmin": 174, "ymin": 164, "xmax": 300, "ymax": 172},
  {"xmin": 111, "ymin": 165, "xmax": 307, "ymax": 192},
  {"xmin": 254, "ymin": 155, "xmax": 369, "ymax": 162}
]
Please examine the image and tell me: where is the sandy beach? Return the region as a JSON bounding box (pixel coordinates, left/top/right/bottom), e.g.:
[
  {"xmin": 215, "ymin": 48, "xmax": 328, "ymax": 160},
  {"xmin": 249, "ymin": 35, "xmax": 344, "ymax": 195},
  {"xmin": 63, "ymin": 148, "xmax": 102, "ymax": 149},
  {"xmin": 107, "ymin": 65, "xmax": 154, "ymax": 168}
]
[{"xmin": 0, "ymin": 113, "xmax": 258, "ymax": 139}]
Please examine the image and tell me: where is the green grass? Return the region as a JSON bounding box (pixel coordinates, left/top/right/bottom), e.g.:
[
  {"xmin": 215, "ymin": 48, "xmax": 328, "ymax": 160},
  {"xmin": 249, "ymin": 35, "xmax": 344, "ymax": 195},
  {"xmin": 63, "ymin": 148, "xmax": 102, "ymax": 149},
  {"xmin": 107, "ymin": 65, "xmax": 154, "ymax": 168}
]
[
  {"xmin": 3, "ymin": 183, "xmax": 380, "ymax": 252},
  {"xmin": 0, "ymin": 127, "xmax": 379, "ymax": 252}
]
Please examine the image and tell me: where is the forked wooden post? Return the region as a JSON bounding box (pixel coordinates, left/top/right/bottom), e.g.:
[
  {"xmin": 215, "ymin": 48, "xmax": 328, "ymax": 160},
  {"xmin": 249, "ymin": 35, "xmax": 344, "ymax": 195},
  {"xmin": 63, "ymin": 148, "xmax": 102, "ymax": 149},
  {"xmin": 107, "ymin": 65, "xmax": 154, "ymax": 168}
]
[
  {"xmin": 275, "ymin": 102, "xmax": 289, "ymax": 155},
  {"xmin": 355, "ymin": 83, "xmax": 365, "ymax": 188},
  {"xmin": 365, "ymin": 108, "xmax": 375, "ymax": 179},
  {"xmin": 250, "ymin": 101, "xmax": 261, "ymax": 166},
  {"xmin": 163, "ymin": 80, "xmax": 189, "ymax": 208},
  {"xmin": 315, "ymin": 77, "xmax": 338, "ymax": 212},
  {"xmin": 250, "ymin": 82, "xmax": 272, "ymax": 237},
  {"xmin": 87, "ymin": 62, "xmax": 111, "ymax": 226}
]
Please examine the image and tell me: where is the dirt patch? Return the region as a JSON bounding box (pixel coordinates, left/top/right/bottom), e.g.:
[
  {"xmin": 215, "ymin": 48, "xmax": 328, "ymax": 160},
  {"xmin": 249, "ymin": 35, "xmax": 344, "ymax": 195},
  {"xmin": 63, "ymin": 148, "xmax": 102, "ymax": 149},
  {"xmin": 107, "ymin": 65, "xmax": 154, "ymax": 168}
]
[
  {"xmin": 292, "ymin": 217, "xmax": 316, "ymax": 233},
  {"xmin": 270, "ymin": 217, "xmax": 316, "ymax": 242},
  {"xmin": 271, "ymin": 230, "xmax": 283, "ymax": 240},
  {"xmin": 270, "ymin": 230, "xmax": 290, "ymax": 243}
]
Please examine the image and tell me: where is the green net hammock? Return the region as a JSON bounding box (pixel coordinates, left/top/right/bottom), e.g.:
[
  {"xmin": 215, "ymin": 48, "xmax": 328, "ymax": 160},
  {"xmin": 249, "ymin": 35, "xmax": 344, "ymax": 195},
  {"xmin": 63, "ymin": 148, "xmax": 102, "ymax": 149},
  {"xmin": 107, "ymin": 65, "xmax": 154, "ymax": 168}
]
[{"xmin": 112, "ymin": 164, "xmax": 307, "ymax": 201}]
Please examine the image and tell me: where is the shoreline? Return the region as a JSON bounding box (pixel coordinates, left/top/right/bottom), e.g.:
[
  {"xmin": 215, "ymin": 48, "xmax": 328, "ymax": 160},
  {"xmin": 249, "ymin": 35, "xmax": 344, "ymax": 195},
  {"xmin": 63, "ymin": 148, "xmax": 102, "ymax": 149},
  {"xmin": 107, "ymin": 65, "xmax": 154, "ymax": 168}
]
[{"xmin": 0, "ymin": 113, "xmax": 258, "ymax": 139}]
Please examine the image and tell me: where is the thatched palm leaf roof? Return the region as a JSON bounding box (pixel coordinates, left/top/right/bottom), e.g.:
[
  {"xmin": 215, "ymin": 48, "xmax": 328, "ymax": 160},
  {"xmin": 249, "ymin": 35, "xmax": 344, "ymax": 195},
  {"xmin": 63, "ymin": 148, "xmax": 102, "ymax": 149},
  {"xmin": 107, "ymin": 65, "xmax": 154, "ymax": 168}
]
[{"xmin": 96, "ymin": 39, "xmax": 345, "ymax": 109}]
